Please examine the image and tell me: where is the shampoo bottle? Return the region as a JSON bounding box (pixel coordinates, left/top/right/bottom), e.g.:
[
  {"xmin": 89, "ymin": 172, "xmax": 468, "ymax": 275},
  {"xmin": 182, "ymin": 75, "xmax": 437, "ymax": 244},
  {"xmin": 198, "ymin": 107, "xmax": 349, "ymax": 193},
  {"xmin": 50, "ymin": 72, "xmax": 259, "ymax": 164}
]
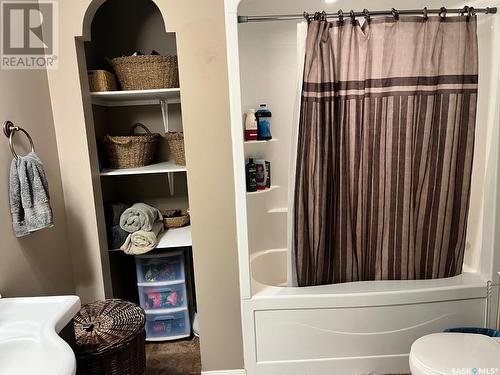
[
  {"xmin": 246, "ymin": 158, "xmax": 257, "ymax": 192},
  {"xmin": 244, "ymin": 109, "xmax": 258, "ymax": 141},
  {"xmin": 255, "ymin": 104, "xmax": 272, "ymax": 141}
]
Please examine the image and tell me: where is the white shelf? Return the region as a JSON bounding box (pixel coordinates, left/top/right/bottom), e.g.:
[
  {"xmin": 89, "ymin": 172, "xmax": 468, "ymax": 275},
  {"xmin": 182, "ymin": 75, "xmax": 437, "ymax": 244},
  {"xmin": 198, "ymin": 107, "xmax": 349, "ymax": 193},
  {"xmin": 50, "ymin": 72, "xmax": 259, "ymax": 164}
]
[
  {"xmin": 268, "ymin": 207, "xmax": 288, "ymax": 213},
  {"xmin": 144, "ymin": 306, "xmax": 188, "ymax": 315},
  {"xmin": 90, "ymin": 88, "xmax": 181, "ymax": 107},
  {"xmin": 108, "ymin": 225, "xmax": 191, "ymax": 252},
  {"xmin": 157, "ymin": 225, "xmax": 192, "ymax": 249},
  {"xmin": 100, "ymin": 161, "xmax": 186, "ymax": 176},
  {"xmin": 145, "ymin": 333, "xmax": 190, "ymax": 342},
  {"xmin": 244, "ymin": 138, "xmax": 278, "ymax": 145},
  {"xmin": 247, "ymin": 185, "xmax": 279, "ymax": 195},
  {"xmin": 137, "ymin": 279, "xmax": 185, "ymax": 287}
]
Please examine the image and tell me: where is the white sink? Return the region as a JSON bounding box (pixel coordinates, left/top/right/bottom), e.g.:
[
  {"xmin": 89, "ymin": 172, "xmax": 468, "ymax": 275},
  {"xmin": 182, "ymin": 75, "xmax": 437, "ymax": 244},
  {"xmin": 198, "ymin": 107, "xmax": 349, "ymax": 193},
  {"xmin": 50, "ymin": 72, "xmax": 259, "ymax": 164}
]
[{"xmin": 0, "ymin": 296, "xmax": 81, "ymax": 375}]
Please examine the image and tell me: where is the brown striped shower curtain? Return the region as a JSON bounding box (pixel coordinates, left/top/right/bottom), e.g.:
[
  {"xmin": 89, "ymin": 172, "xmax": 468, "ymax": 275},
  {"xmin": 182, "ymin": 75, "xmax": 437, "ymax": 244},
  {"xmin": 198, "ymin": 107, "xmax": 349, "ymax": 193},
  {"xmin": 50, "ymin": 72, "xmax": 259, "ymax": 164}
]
[{"xmin": 294, "ymin": 16, "xmax": 478, "ymax": 286}]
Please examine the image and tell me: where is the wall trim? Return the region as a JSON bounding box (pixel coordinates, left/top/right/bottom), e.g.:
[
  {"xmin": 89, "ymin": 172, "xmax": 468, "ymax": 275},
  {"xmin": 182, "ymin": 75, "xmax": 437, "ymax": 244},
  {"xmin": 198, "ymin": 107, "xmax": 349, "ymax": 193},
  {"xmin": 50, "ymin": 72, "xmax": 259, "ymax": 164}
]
[{"xmin": 202, "ymin": 370, "xmax": 246, "ymax": 375}]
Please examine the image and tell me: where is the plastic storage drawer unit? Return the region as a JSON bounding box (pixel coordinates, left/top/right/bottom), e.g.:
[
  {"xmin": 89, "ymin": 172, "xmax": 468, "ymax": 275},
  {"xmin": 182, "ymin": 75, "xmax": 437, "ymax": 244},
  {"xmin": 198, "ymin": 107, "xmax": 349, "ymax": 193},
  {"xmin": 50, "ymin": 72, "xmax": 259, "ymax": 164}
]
[
  {"xmin": 135, "ymin": 251, "xmax": 185, "ymax": 285},
  {"xmin": 139, "ymin": 282, "xmax": 187, "ymax": 311},
  {"xmin": 145, "ymin": 308, "xmax": 191, "ymax": 341}
]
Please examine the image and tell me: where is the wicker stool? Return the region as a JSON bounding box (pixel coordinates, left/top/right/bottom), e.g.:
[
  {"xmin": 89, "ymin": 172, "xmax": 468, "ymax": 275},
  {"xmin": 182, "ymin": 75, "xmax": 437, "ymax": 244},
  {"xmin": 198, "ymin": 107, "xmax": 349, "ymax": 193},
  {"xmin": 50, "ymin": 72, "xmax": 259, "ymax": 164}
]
[{"xmin": 74, "ymin": 299, "xmax": 146, "ymax": 375}]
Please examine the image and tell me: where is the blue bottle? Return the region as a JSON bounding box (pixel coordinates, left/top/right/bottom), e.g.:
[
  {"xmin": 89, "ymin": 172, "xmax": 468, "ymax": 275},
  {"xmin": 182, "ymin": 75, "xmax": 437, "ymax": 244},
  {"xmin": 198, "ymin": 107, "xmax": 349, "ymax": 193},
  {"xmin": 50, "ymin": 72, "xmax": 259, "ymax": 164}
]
[{"xmin": 255, "ymin": 104, "xmax": 272, "ymax": 141}]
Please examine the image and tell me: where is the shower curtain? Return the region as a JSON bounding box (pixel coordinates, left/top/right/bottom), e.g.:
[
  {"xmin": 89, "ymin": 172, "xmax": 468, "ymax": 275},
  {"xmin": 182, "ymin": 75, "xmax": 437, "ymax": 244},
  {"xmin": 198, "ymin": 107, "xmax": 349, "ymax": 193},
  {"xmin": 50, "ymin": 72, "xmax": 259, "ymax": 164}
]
[{"xmin": 293, "ymin": 15, "xmax": 478, "ymax": 287}]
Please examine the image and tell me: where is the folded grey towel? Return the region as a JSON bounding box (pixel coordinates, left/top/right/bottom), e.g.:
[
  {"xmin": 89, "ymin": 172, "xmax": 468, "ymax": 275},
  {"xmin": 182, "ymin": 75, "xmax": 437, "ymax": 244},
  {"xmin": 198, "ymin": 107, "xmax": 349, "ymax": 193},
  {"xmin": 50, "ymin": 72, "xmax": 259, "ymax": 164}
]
[
  {"xmin": 9, "ymin": 152, "xmax": 53, "ymax": 237},
  {"xmin": 120, "ymin": 221, "xmax": 164, "ymax": 255},
  {"xmin": 119, "ymin": 203, "xmax": 163, "ymax": 233}
]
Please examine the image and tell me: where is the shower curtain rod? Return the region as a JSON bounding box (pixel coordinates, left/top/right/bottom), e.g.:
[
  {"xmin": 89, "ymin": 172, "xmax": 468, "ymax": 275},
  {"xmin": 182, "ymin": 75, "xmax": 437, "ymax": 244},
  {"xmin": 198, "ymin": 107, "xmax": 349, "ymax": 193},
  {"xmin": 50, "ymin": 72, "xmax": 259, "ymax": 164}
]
[{"xmin": 237, "ymin": 6, "xmax": 497, "ymax": 23}]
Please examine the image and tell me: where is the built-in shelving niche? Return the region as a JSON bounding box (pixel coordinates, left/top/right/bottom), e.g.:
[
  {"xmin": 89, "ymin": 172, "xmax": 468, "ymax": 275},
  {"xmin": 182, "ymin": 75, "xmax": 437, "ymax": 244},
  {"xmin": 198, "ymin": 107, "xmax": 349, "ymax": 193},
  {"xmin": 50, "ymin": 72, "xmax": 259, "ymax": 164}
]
[{"xmin": 80, "ymin": 0, "xmax": 196, "ymax": 316}]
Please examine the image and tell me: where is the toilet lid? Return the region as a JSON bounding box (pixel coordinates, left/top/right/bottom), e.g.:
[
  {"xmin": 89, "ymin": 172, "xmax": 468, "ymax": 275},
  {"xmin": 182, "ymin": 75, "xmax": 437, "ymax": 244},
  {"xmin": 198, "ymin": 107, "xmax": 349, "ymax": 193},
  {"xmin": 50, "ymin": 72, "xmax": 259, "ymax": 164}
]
[{"xmin": 410, "ymin": 333, "xmax": 500, "ymax": 374}]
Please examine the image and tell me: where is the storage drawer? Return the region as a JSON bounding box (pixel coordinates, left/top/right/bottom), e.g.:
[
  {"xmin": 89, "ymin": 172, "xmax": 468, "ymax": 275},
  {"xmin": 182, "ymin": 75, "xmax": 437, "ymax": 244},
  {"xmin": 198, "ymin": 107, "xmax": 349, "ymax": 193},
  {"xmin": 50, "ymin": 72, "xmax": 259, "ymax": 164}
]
[
  {"xmin": 145, "ymin": 309, "xmax": 191, "ymax": 341},
  {"xmin": 135, "ymin": 251, "xmax": 185, "ymax": 284},
  {"xmin": 139, "ymin": 283, "xmax": 187, "ymax": 311}
]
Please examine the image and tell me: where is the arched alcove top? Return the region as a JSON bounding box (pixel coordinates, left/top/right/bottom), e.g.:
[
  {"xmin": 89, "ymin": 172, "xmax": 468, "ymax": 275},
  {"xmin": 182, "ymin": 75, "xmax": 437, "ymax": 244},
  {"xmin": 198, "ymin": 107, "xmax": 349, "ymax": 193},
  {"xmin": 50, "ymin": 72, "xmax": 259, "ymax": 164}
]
[
  {"xmin": 81, "ymin": 0, "xmax": 169, "ymax": 41},
  {"xmin": 81, "ymin": 0, "xmax": 177, "ymax": 71}
]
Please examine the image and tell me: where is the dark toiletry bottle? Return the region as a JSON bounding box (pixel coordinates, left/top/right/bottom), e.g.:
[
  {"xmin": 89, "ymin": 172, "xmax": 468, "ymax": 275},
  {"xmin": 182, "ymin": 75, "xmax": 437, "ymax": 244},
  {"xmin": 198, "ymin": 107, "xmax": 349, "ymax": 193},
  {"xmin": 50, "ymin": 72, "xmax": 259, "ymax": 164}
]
[
  {"xmin": 265, "ymin": 161, "xmax": 271, "ymax": 188},
  {"xmin": 246, "ymin": 158, "xmax": 257, "ymax": 192},
  {"xmin": 255, "ymin": 104, "xmax": 272, "ymax": 140}
]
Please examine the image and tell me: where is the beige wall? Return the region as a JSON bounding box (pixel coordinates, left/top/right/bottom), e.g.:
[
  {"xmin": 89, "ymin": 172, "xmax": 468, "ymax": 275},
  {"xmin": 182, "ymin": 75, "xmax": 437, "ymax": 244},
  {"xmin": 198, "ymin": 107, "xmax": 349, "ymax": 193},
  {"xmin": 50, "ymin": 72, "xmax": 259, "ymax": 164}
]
[
  {"xmin": 0, "ymin": 68, "xmax": 74, "ymax": 297},
  {"xmin": 165, "ymin": 1, "xmax": 245, "ymax": 370},
  {"xmin": 47, "ymin": 0, "xmax": 244, "ymax": 371}
]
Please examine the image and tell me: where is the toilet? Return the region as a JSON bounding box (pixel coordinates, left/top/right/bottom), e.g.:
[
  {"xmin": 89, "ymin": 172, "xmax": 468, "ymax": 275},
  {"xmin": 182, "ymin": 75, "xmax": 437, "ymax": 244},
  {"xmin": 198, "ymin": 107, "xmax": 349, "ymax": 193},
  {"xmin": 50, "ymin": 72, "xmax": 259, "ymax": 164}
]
[{"xmin": 410, "ymin": 333, "xmax": 500, "ymax": 374}]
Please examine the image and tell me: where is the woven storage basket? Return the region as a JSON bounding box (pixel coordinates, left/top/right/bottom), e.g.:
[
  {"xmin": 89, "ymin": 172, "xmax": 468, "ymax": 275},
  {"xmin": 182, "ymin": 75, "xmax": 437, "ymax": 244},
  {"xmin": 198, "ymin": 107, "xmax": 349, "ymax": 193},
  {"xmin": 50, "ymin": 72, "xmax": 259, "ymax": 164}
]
[
  {"xmin": 103, "ymin": 123, "xmax": 161, "ymax": 169},
  {"xmin": 162, "ymin": 209, "xmax": 190, "ymax": 229},
  {"xmin": 88, "ymin": 70, "xmax": 117, "ymax": 92},
  {"xmin": 74, "ymin": 299, "xmax": 146, "ymax": 375},
  {"xmin": 165, "ymin": 132, "xmax": 186, "ymax": 166},
  {"xmin": 111, "ymin": 55, "xmax": 179, "ymax": 90}
]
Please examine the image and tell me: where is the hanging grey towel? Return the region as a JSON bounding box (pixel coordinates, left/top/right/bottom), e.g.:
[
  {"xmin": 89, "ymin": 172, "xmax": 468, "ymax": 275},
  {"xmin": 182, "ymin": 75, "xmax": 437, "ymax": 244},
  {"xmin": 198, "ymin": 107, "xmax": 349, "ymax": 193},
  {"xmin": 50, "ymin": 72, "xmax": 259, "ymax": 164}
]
[
  {"xmin": 9, "ymin": 152, "xmax": 53, "ymax": 237},
  {"xmin": 119, "ymin": 202, "xmax": 163, "ymax": 233}
]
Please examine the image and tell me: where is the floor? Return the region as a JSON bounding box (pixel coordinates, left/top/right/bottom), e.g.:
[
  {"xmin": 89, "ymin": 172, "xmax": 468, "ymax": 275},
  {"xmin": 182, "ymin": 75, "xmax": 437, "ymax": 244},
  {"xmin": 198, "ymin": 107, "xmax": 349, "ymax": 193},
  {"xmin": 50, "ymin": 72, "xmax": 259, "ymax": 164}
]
[
  {"xmin": 145, "ymin": 337, "xmax": 201, "ymax": 375},
  {"xmin": 144, "ymin": 339, "xmax": 410, "ymax": 375}
]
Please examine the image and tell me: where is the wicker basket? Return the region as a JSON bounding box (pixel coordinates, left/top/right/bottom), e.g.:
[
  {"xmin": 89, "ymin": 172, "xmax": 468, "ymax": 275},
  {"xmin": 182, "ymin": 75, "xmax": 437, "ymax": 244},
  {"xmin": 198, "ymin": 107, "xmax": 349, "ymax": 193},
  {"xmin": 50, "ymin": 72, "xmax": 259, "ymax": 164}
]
[
  {"xmin": 165, "ymin": 132, "xmax": 186, "ymax": 166},
  {"xmin": 162, "ymin": 209, "xmax": 190, "ymax": 229},
  {"xmin": 74, "ymin": 299, "xmax": 146, "ymax": 375},
  {"xmin": 103, "ymin": 123, "xmax": 161, "ymax": 169},
  {"xmin": 111, "ymin": 55, "xmax": 179, "ymax": 90},
  {"xmin": 88, "ymin": 70, "xmax": 117, "ymax": 92}
]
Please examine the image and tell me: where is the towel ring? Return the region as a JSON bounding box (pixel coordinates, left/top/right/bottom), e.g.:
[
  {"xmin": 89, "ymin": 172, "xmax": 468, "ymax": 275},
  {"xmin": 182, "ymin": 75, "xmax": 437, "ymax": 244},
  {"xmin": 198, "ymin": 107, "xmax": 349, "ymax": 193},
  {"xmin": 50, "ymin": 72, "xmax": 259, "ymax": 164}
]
[{"xmin": 3, "ymin": 121, "xmax": 35, "ymax": 159}]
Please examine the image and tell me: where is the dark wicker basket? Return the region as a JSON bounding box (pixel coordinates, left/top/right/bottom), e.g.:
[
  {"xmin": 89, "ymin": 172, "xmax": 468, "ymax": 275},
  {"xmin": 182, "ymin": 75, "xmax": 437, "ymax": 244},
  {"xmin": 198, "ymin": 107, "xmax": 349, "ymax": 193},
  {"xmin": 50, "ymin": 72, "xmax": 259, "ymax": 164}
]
[
  {"xmin": 162, "ymin": 209, "xmax": 190, "ymax": 229},
  {"xmin": 103, "ymin": 123, "xmax": 161, "ymax": 169},
  {"xmin": 88, "ymin": 70, "xmax": 117, "ymax": 92},
  {"xmin": 111, "ymin": 55, "xmax": 179, "ymax": 90},
  {"xmin": 74, "ymin": 299, "xmax": 146, "ymax": 375},
  {"xmin": 165, "ymin": 132, "xmax": 186, "ymax": 166}
]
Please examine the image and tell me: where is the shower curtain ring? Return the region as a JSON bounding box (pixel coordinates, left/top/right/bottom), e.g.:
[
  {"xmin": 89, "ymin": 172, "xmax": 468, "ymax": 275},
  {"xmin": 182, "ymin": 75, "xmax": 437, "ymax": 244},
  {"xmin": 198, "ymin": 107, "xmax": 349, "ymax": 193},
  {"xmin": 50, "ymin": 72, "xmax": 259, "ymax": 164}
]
[
  {"xmin": 460, "ymin": 5, "xmax": 469, "ymax": 16},
  {"xmin": 439, "ymin": 7, "xmax": 447, "ymax": 19},
  {"xmin": 303, "ymin": 12, "xmax": 311, "ymax": 22},
  {"xmin": 363, "ymin": 9, "xmax": 371, "ymax": 22},
  {"xmin": 338, "ymin": 9, "xmax": 344, "ymax": 24},
  {"xmin": 468, "ymin": 6, "xmax": 475, "ymax": 18},
  {"xmin": 321, "ymin": 11, "xmax": 327, "ymax": 21},
  {"xmin": 350, "ymin": 10, "xmax": 356, "ymax": 25},
  {"xmin": 423, "ymin": 7, "xmax": 428, "ymax": 20},
  {"xmin": 391, "ymin": 8, "xmax": 399, "ymax": 20}
]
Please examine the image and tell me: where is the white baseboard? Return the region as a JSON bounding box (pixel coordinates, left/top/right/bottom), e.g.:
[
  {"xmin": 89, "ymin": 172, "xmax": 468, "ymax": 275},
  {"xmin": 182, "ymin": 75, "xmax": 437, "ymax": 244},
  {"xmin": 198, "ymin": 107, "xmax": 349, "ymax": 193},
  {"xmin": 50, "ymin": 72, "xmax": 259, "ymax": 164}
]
[{"xmin": 201, "ymin": 370, "xmax": 246, "ymax": 375}]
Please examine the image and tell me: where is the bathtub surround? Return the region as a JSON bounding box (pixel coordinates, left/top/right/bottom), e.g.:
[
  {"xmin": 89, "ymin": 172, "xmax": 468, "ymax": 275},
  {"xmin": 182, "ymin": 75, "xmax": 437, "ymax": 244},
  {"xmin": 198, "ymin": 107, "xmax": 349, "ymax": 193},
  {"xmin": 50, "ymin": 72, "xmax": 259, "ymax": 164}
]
[
  {"xmin": 9, "ymin": 152, "xmax": 54, "ymax": 237},
  {"xmin": 230, "ymin": 1, "xmax": 500, "ymax": 373},
  {"xmin": 294, "ymin": 16, "xmax": 478, "ymax": 286}
]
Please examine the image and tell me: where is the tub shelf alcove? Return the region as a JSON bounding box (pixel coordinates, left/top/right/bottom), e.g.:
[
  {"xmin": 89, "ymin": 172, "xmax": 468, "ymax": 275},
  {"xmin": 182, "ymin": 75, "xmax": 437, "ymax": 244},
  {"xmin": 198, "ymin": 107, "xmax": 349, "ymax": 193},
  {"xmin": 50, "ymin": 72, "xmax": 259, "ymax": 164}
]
[{"xmin": 225, "ymin": 0, "xmax": 500, "ymax": 374}]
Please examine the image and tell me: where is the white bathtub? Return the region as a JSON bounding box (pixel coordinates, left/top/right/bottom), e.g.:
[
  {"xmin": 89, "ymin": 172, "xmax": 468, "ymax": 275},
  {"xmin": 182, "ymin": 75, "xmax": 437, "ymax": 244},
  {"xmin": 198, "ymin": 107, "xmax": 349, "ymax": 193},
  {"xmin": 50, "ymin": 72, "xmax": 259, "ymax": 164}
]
[{"xmin": 242, "ymin": 249, "xmax": 488, "ymax": 375}]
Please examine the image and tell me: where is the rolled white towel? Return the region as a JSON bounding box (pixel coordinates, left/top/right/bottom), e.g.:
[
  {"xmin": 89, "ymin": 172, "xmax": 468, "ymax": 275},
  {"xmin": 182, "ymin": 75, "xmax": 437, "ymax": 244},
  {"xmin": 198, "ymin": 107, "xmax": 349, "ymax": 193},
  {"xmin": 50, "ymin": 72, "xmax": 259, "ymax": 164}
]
[{"xmin": 120, "ymin": 221, "xmax": 164, "ymax": 255}]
